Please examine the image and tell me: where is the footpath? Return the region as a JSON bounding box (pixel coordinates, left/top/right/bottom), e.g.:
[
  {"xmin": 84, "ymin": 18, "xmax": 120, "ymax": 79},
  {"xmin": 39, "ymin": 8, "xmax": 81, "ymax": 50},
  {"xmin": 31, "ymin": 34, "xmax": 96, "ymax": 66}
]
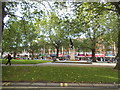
[
  {"xmin": 2, "ymin": 62, "xmax": 116, "ymax": 67},
  {"xmin": 1, "ymin": 62, "xmax": 120, "ymax": 89},
  {"xmin": 2, "ymin": 81, "xmax": 120, "ymax": 89}
]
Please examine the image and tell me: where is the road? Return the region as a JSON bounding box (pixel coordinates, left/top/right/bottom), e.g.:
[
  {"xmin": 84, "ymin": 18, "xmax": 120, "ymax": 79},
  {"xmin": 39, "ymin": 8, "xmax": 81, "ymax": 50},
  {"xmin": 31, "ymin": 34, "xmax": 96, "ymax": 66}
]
[
  {"xmin": 2, "ymin": 87, "xmax": 119, "ymax": 90},
  {"xmin": 1, "ymin": 82, "xmax": 119, "ymax": 90}
]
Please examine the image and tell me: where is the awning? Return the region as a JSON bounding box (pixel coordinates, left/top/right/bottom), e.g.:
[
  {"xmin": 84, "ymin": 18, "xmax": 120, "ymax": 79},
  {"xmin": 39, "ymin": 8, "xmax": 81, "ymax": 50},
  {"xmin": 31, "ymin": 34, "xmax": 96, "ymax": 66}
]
[
  {"xmin": 86, "ymin": 54, "xmax": 105, "ymax": 57},
  {"xmin": 58, "ymin": 54, "xmax": 63, "ymax": 57},
  {"xmin": 95, "ymin": 54, "xmax": 105, "ymax": 57},
  {"xmin": 77, "ymin": 54, "xmax": 85, "ymax": 57},
  {"xmin": 86, "ymin": 54, "xmax": 92, "ymax": 57}
]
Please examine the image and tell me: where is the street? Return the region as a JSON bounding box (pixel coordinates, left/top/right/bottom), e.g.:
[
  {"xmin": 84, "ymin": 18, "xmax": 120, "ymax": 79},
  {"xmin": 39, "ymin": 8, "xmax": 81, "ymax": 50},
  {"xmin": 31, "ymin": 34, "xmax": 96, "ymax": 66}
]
[
  {"xmin": 2, "ymin": 87, "xmax": 119, "ymax": 90},
  {"xmin": 1, "ymin": 82, "xmax": 119, "ymax": 90}
]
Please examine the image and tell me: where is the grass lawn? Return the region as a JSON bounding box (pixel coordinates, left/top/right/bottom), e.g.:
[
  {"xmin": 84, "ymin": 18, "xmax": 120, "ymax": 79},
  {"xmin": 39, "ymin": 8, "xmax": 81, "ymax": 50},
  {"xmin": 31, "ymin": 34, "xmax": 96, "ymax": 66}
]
[
  {"xmin": 2, "ymin": 66, "xmax": 119, "ymax": 83},
  {"xmin": 1, "ymin": 59, "xmax": 52, "ymax": 64}
]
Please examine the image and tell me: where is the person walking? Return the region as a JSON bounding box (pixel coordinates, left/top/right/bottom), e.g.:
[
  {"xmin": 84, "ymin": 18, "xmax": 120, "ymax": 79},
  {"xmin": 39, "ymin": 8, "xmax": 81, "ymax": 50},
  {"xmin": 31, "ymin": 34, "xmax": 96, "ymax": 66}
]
[{"xmin": 6, "ymin": 54, "xmax": 12, "ymax": 66}]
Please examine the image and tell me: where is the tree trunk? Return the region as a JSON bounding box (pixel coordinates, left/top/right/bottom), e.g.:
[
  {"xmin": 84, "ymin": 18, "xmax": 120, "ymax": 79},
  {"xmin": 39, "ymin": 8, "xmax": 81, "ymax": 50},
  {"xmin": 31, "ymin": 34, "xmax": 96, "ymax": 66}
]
[
  {"xmin": 70, "ymin": 38, "xmax": 74, "ymax": 49},
  {"xmin": 111, "ymin": 2, "xmax": 120, "ymax": 70},
  {"xmin": 92, "ymin": 48, "xmax": 96, "ymax": 62},
  {"xmin": 1, "ymin": 50, "xmax": 4, "ymax": 58},
  {"xmin": 91, "ymin": 40, "xmax": 96, "ymax": 62},
  {"xmin": 0, "ymin": 2, "xmax": 2, "ymax": 59},
  {"xmin": 114, "ymin": 54, "xmax": 120, "ymax": 70},
  {"xmin": 0, "ymin": 2, "xmax": 6, "ymax": 58},
  {"xmin": 2, "ymin": 2, "xmax": 6, "ymax": 32},
  {"xmin": 114, "ymin": 26, "xmax": 120, "ymax": 70},
  {"xmin": 31, "ymin": 51, "xmax": 34, "ymax": 60},
  {"xmin": 56, "ymin": 47, "xmax": 59, "ymax": 58},
  {"xmin": 13, "ymin": 51, "xmax": 16, "ymax": 59}
]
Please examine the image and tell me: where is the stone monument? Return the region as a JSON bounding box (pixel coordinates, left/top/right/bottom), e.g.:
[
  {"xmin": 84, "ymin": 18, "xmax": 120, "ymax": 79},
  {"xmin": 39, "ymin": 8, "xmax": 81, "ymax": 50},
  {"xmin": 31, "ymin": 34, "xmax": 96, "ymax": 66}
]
[{"xmin": 69, "ymin": 48, "xmax": 75, "ymax": 60}]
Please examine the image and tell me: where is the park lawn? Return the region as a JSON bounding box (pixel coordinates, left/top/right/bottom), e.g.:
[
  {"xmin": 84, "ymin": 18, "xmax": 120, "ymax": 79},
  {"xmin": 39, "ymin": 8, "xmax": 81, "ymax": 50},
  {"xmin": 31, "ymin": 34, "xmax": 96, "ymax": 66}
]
[
  {"xmin": 2, "ymin": 66, "xmax": 119, "ymax": 83},
  {"xmin": 1, "ymin": 59, "xmax": 52, "ymax": 64}
]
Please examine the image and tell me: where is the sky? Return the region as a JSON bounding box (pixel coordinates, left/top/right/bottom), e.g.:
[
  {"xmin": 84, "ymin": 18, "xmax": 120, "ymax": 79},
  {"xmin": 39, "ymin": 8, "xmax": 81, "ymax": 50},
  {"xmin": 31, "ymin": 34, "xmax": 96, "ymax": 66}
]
[
  {"xmin": 3, "ymin": 1, "xmax": 87, "ymax": 39},
  {"xmin": 4, "ymin": 1, "xmax": 74, "ymax": 22}
]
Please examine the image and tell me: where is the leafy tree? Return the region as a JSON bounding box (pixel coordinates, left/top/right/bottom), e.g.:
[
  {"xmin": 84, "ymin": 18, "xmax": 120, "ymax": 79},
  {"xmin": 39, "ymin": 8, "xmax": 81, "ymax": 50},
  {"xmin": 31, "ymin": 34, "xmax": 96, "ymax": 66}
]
[
  {"xmin": 73, "ymin": 3, "xmax": 112, "ymax": 61},
  {"xmin": 110, "ymin": 2, "xmax": 120, "ymax": 70},
  {"xmin": 28, "ymin": 41, "xmax": 40, "ymax": 60},
  {"xmin": 102, "ymin": 18, "xmax": 118, "ymax": 56},
  {"xmin": 1, "ymin": 2, "xmax": 44, "ymax": 59},
  {"xmin": 74, "ymin": 38, "xmax": 91, "ymax": 53},
  {"xmin": 73, "ymin": 2, "xmax": 118, "ymax": 61},
  {"xmin": 21, "ymin": 20, "xmax": 39, "ymax": 59},
  {"xmin": 2, "ymin": 19, "xmax": 23, "ymax": 58},
  {"xmin": 44, "ymin": 13, "xmax": 67, "ymax": 58},
  {"xmin": 73, "ymin": 1, "xmax": 120, "ymax": 69}
]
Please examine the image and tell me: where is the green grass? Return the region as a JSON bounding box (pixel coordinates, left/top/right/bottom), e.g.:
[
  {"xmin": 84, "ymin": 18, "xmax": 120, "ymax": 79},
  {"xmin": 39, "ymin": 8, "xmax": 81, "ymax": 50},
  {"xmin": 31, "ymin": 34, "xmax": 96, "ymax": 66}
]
[
  {"xmin": 1, "ymin": 59, "xmax": 52, "ymax": 64},
  {"xmin": 2, "ymin": 66, "xmax": 119, "ymax": 83}
]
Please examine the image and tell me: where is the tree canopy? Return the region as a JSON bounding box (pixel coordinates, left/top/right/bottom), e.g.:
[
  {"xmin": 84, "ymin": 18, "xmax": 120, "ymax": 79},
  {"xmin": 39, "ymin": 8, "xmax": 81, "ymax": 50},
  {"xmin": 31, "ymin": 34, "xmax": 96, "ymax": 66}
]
[{"xmin": 1, "ymin": 1, "xmax": 120, "ymax": 69}]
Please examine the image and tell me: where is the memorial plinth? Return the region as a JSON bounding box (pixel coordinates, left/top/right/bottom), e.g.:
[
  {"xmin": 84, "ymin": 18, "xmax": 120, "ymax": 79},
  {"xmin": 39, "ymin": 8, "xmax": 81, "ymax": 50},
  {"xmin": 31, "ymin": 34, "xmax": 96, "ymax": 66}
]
[{"xmin": 69, "ymin": 49, "xmax": 75, "ymax": 61}]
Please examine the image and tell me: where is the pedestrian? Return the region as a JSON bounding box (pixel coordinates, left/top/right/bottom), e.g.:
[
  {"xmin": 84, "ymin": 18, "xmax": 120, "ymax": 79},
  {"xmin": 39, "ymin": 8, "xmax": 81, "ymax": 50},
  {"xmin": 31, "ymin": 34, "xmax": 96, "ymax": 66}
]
[
  {"xmin": 41, "ymin": 56, "xmax": 44, "ymax": 60},
  {"xmin": 53, "ymin": 57, "xmax": 56, "ymax": 62},
  {"xmin": 6, "ymin": 54, "xmax": 12, "ymax": 66}
]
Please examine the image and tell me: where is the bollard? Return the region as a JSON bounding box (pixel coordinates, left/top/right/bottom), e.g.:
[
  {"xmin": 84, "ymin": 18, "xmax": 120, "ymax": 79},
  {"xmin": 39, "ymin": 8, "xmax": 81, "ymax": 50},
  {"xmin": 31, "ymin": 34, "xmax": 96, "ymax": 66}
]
[
  {"xmin": 60, "ymin": 83, "xmax": 68, "ymax": 87},
  {"xmin": 60, "ymin": 83, "xmax": 64, "ymax": 87},
  {"xmin": 64, "ymin": 83, "xmax": 68, "ymax": 87}
]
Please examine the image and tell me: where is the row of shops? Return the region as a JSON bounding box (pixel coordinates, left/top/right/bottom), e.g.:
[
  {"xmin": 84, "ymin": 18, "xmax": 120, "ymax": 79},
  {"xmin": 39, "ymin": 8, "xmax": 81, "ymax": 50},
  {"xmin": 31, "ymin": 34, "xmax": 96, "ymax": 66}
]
[
  {"xmin": 2, "ymin": 52, "xmax": 116, "ymax": 62},
  {"xmin": 76, "ymin": 54, "xmax": 116, "ymax": 62},
  {"xmin": 41, "ymin": 53, "xmax": 116, "ymax": 62}
]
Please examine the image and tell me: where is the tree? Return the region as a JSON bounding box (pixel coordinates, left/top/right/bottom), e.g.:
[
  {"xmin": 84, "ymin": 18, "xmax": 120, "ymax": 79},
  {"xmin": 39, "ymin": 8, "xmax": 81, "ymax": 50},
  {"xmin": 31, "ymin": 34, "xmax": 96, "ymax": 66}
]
[
  {"xmin": 73, "ymin": 1, "xmax": 120, "ymax": 69},
  {"xmin": 74, "ymin": 38, "xmax": 92, "ymax": 53},
  {"xmin": 46, "ymin": 2, "xmax": 84, "ymax": 59},
  {"xmin": 2, "ymin": 2, "xmax": 44, "ymax": 59},
  {"xmin": 102, "ymin": 17, "xmax": 118, "ymax": 56},
  {"xmin": 2, "ymin": 19, "xmax": 23, "ymax": 58},
  {"xmin": 21, "ymin": 20, "xmax": 39, "ymax": 59},
  {"xmin": 41, "ymin": 12, "xmax": 67, "ymax": 58},
  {"xmin": 110, "ymin": 2, "xmax": 120, "ymax": 70},
  {"xmin": 0, "ymin": 2, "xmax": 3, "ymax": 58},
  {"xmin": 74, "ymin": 2, "xmax": 112, "ymax": 62}
]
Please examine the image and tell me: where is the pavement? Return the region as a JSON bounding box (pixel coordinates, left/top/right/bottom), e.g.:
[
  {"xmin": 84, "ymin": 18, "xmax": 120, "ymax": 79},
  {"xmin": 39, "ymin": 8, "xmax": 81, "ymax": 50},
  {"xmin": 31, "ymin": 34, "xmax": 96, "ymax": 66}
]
[
  {"xmin": 1, "ymin": 82, "xmax": 120, "ymax": 90},
  {"xmin": 1, "ymin": 62, "xmax": 116, "ymax": 67},
  {"xmin": 1, "ymin": 62, "xmax": 119, "ymax": 89}
]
